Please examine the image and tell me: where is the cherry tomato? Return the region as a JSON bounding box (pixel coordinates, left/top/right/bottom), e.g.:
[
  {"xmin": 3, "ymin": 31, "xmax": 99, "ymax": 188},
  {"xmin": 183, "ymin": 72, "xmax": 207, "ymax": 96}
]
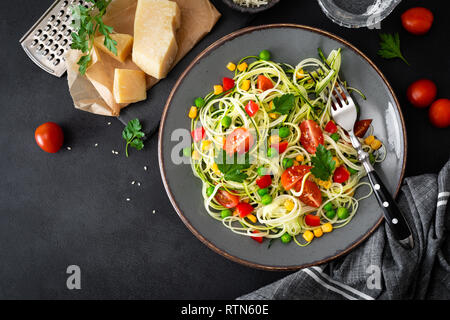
[
  {"xmin": 407, "ymin": 79, "xmax": 437, "ymax": 108},
  {"xmin": 257, "ymin": 75, "xmax": 274, "ymax": 91},
  {"xmin": 222, "ymin": 77, "xmax": 235, "ymax": 92},
  {"xmin": 300, "ymin": 120, "xmax": 324, "ymax": 154},
  {"xmin": 294, "ymin": 180, "xmax": 322, "ymax": 208},
  {"xmin": 224, "ymin": 128, "xmax": 254, "ymax": 156},
  {"xmin": 236, "ymin": 202, "xmax": 254, "ymax": 217},
  {"xmin": 215, "ymin": 189, "xmax": 240, "ymax": 208},
  {"xmin": 353, "ymin": 119, "xmax": 372, "ymax": 138},
  {"xmin": 429, "ymin": 99, "xmax": 450, "ymax": 128},
  {"xmin": 34, "ymin": 122, "xmax": 64, "ymax": 153},
  {"xmin": 324, "ymin": 121, "xmax": 338, "ymax": 134},
  {"xmin": 245, "ymin": 101, "xmax": 259, "ymax": 117},
  {"xmin": 401, "ymin": 7, "xmax": 434, "ymax": 35},
  {"xmin": 191, "ymin": 126, "xmax": 205, "ymax": 142},
  {"xmin": 256, "ymin": 175, "xmax": 272, "ymax": 189},
  {"xmin": 281, "ymin": 165, "xmax": 312, "ymax": 190},
  {"xmin": 305, "ymin": 214, "xmax": 321, "ymax": 227},
  {"xmin": 271, "ymin": 140, "xmax": 289, "ymax": 154},
  {"xmin": 250, "ymin": 230, "xmax": 263, "ymax": 243},
  {"xmin": 333, "ymin": 166, "xmax": 350, "ymax": 184}
]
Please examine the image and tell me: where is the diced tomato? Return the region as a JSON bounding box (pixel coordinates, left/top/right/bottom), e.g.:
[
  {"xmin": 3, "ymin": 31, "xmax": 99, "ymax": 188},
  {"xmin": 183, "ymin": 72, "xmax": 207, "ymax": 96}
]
[
  {"xmin": 191, "ymin": 126, "xmax": 205, "ymax": 142},
  {"xmin": 223, "ymin": 77, "xmax": 235, "ymax": 91},
  {"xmin": 256, "ymin": 175, "xmax": 272, "ymax": 189},
  {"xmin": 245, "ymin": 101, "xmax": 259, "ymax": 117},
  {"xmin": 294, "ymin": 180, "xmax": 322, "ymax": 208},
  {"xmin": 353, "ymin": 119, "xmax": 372, "ymax": 138},
  {"xmin": 281, "ymin": 165, "xmax": 312, "ymax": 190},
  {"xmin": 324, "ymin": 121, "xmax": 338, "ymax": 134},
  {"xmin": 333, "ymin": 166, "xmax": 350, "ymax": 183},
  {"xmin": 257, "ymin": 75, "xmax": 274, "ymax": 91},
  {"xmin": 271, "ymin": 141, "xmax": 289, "ymax": 154},
  {"xmin": 250, "ymin": 230, "xmax": 263, "ymax": 243},
  {"xmin": 305, "ymin": 214, "xmax": 321, "ymax": 227},
  {"xmin": 215, "ymin": 189, "xmax": 240, "ymax": 208},
  {"xmin": 300, "ymin": 120, "xmax": 324, "ymax": 154},
  {"xmin": 236, "ymin": 202, "xmax": 254, "ymax": 218},
  {"xmin": 224, "ymin": 128, "xmax": 254, "ymax": 156}
]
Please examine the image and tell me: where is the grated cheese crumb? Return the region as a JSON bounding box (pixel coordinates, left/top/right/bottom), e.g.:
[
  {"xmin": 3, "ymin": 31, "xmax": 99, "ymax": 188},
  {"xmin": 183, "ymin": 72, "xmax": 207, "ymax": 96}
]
[{"xmin": 67, "ymin": 147, "xmax": 72, "ymax": 150}]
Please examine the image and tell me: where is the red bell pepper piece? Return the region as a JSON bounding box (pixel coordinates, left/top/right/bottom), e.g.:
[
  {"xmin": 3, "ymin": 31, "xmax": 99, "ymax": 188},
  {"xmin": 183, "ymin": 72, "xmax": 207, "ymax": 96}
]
[
  {"xmin": 257, "ymin": 75, "xmax": 274, "ymax": 91},
  {"xmin": 324, "ymin": 121, "xmax": 338, "ymax": 134},
  {"xmin": 222, "ymin": 77, "xmax": 235, "ymax": 92},
  {"xmin": 245, "ymin": 101, "xmax": 259, "ymax": 117},
  {"xmin": 271, "ymin": 141, "xmax": 288, "ymax": 154},
  {"xmin": 256, "ymin": 175, "xmax": 272, "ymax": 189},
  {"xmin": 305, "ymin": 214, "xmax": 321, "ymax": 227},
  {"xmin": 333, "ymin": 166, "xmax": 350, "ymax": 183},
  {"xmin": 236, "ymin": 202, "xmax": 254, "ymax": 218},
  {"xmin": 250, "ymin": 230, "xmax": 263, "ymax": 243},
  {"xmin": 191, "ymin": 126, "xmax": 205, "ymax": 142}
]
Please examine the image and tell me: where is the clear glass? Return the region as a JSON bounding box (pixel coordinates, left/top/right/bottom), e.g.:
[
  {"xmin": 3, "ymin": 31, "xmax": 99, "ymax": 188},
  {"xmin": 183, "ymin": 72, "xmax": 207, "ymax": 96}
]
[{"xmin": 317, "ymin": 0, "xmax": 402, "ymax": 28}]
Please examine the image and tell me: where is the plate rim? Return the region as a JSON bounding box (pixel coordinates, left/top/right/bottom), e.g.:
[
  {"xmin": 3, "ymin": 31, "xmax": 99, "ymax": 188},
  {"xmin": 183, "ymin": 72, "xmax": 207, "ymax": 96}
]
[{"xmin": 158, "ymin": 23, "xmax": 407, "ymax": 271}]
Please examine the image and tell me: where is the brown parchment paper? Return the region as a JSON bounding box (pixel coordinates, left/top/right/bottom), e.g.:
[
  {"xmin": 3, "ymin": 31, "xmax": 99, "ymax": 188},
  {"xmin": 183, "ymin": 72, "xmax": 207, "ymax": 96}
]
[{"xmin": 66, "ymin": 0, "xmax": 221, "ymax": 116}]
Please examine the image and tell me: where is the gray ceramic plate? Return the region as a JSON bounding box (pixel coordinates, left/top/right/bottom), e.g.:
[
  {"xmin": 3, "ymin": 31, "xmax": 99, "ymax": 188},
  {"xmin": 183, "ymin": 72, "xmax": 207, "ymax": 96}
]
[{"xmin": 158, "ymin": 24, "xmax": 407, "ymax": 270}]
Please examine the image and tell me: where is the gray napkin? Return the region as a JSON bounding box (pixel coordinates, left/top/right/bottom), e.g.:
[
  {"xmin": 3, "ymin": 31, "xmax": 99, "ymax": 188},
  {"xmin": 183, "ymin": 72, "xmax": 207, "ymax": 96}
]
[{"xmin": 239, "ymin": 158, "xmax": 450, "ymax": 300}]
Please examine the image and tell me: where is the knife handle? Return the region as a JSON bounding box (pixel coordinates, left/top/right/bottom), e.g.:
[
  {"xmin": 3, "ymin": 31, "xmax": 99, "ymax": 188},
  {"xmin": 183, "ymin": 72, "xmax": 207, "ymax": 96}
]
[{"xmin": 367, "ymin": 170, "xmax": 414, "ymax": 249}]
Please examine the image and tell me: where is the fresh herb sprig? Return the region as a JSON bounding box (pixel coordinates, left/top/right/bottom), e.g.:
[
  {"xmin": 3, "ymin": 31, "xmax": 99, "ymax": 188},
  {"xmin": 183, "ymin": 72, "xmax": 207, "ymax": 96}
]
[
  {"xmin": 70, "ymin": 0, "xmax": 117, "ymax": 74},
  {"xmin": 215, "ymin": 151, "xmax": 251, "ymax": 183},
  {"xmin": 270, "ymin": 94, "xmax": 295, "ymax": 115},
  {"xmin": 122, "ymin": 119, "xmax": 145, "ymax": 157},
  {"xmin": 310, "ymin": 145, "xmax": 336, "ymax": 181},
  {"xmin": 377, "ymin": 33, "xmax": 409, "ymax": 66}
]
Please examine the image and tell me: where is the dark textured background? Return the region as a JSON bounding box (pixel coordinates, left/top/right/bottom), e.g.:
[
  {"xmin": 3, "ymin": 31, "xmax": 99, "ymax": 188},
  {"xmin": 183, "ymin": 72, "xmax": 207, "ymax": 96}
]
[{"xmin": 0, "ymin": 0, "xmax": 448, "ymax": 299}]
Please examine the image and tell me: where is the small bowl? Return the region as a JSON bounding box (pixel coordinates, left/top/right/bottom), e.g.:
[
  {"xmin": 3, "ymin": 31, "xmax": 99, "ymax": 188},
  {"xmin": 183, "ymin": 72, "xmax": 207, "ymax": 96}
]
[{"xmin": 222, "ymin": 0, "xmax": 280, "ymax": 14}]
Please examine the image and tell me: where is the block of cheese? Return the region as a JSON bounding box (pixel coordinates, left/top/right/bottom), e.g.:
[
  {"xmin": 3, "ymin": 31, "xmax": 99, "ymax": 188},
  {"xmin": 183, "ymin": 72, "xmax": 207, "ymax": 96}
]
[
  {"xmin": 113, "ymin": 69, "xmax": 147, "ymax": 104},
  {"xmin": 94, "ymin": 33, "xmax": 134, "ymax": 63},
  {"xmin": 132, "ymin": 0, "xmax": 181, "ymax": 79}
]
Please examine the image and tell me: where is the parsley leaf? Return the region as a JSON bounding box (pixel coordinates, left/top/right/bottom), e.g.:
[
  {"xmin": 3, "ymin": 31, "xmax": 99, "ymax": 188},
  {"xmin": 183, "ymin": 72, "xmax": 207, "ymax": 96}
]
[
  {"xmin": 122, "ymin": 119, "xmax": 145, "ymax": 157},
  {"xmin": 215, "ymin": 151, "xmax": 251, "ymax": 183},
  {"xmin": 271, "ymin": 94, "xmax": 295, "ymax": 115},
  {"xmin": 310, "ymin": 145, "xmax": 336, "ymax": 181},
  {"xmin": 377, "ymin": 33, "xmax": 409, "ymax": 66},
  {"xmin": 70, "ymin": 1, "xmax": 117, "ymax": 75}
]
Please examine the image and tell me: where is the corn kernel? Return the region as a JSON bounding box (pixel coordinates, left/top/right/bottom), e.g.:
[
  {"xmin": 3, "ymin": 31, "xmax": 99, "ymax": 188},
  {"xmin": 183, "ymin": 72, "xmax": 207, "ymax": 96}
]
[
  {"xmin": 321, "ymin": 223, "xmax": 333, "ymax": 233},
  {"xmin": 214, "ymin": 85, "xmax": 223, "ymax": 95},
  {"xmin": 233, "ymin": 210, "xmax": 239, "ymax": 216},
  {"xmin": 226, "ymin": 62, "xmax": 236, "ymax": 71},
  {"xmin": 296, "ymin": 68, "xmax": 305, "ymax": 79},
  {"xmin": 323, "ymin": 180, "xmax": 332, "ymax": 189},
  {"xmin": 241, "ymin": 79, "xmax": 251, "ymax": 91},
  {"xmin": 192, "ymin": 150, "xmax": 201, "ymax": 160},
  {"xmin": 313, "ymin": 228, "xmax": 323, "ymax": 238},
  {"xmin": 303, "ymin": 230, "xmax": 314, "ymax": 242},
  {"xmin": 188, "ymin": 106, "xmax": 198, "ymax": 119},
  {"xmin": 269, "ymin": 135, "xmax": 280, "ymax": 145},
  {"xmin": 247, "ymin": 214, "xmax": 257, "ymax": 223},
  {"xmin": 332, "ymin": 156, "xmax": 340, "ymax": 166},
  {"xmin": 269, "ymin": 101, "xmax": 274, "ymax": 110},
  {"xmin": 237, "ymin": 62, "xmax": 248, "ymax": 72},
  {"xmin": 295, "ymin": 154, "xmax": 304, "ymax": 162},
  {"xmin": 284, "ymin": 200, "xmax": 295, "ymax": 211},
  {"xmin": 371, "ymin": 139, "xmax": 382, "ymax": 150},
  {"xmin": 364, "ymin": 135, "xmax": 375, "ymax": 145},
  {"xmin": 346, "ymin": 189, "xmax": 355, "ymax": 197},
  {"xmin": 212, "ymin": 162, "xmax": 220, "ymax": 175},
  {"xmin": 201, "ymin": 140, "xmax": 212, "ymax": 151},
  {"xmin": 293, "ymin": 160, "xmax": 300, "ymax": 166},
  {"xmin": 269, "ymin": 113, "xmax": 279, "ymax": 119}
]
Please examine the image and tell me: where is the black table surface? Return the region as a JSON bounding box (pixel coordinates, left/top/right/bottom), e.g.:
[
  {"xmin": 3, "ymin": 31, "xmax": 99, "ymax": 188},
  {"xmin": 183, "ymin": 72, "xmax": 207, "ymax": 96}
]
[{"xmin": 0, "ymin": 0, "xmax": 449, "ymax": 299}]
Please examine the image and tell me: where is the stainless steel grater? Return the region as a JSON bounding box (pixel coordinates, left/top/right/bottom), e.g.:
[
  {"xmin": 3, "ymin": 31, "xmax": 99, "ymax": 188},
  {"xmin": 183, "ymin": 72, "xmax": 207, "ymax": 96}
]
[{"xmin": 19, "ymin": 0, "xmax": 92, "ymax": 77}]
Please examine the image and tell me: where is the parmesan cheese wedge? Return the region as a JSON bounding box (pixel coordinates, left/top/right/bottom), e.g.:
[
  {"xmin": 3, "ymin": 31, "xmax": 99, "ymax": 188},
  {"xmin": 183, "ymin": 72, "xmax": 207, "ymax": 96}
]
[
  {"xmin": 132, "ymin": 0, "xmax": 181, "ymax": 79},
  {"xmin": 94, "ymin": 33, "xmax": 134, "ymax": 63},
  {"xmin": 113, "ymin": 69, "xmax": 147, "ymax": 104}
]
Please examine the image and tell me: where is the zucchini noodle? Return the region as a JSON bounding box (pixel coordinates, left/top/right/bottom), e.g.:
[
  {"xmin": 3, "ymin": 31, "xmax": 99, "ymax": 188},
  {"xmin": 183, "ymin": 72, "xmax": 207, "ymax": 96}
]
[{"xmin": 188, "ymin": 49, "xmax": 384, "ymax": 247}]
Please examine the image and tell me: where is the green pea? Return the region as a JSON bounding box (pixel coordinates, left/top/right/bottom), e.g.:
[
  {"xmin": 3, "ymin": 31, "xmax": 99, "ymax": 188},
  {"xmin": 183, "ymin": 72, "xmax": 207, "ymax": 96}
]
[
  {"xmin": 182, "ymin": 147, "xmax": 191, "ymax": 157},
  {"xmin": 267, "ymin": 147, "xmax": 278, "ymax": 158},
  {"xmin": 221, "ymin": 116, "xmax": 232, "ymax": 128},
  {"xmin": 348, "ymin": 167, "xmax": 358, "ymax": 175},
  {"xmin": 279, "ymin": 126, "xmax": 290, "ymax": 138},
  {"xmin": 257, "ymin": 188, "xmax": 269, "ymax": 196},
  {"xmin": 282, "ymin": 158, "xmax": 294, "ymax": 169},
  {"xmin": 323, "ymin": 202, "xmax": 333, "ymax": 212},
  {"xmin": 326, "ymin": 209, "xmax": 336, "ymax": 219},
  {"xmin": 337, "ymin": 207, "xmax": 349, "ymax": 220},
  {"xmin": 206, "ymin": 186, "xmax": 215, "ymax": 197},
  {"xmin": 195, "ymin": 97, "xmax": 205, "ymax": 108},
  {"xmin": 221, "ymin": 209, "xmax": 232, "ymax": 219},
  {"xmin": 259, "ymin": 49, "xmax": 271, "ymax": 61},
  {"xmin": 281, "ymin": 233, "xmax": 292, "ymax": 244},
  {"xmin": 261, "ymin": 194, "xmax": 273, "ymax": 205},
  {"xmin": 257, "ymin": 167, "xmax": 267, "ymax": 176},
  {"xmin": 369, "ymin": 153, "xmax": 376, "ymax": 164},
  {"xmin": 330, "ymin": 133, "xmax": 340, "ymax": 142}
]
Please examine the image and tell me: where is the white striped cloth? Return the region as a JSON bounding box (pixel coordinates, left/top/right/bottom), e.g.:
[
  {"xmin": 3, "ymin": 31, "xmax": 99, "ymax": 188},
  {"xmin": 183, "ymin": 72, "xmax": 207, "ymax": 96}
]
[{"xmin": 239, "ymin": 158, "xmax": 450, "ymax": 300}]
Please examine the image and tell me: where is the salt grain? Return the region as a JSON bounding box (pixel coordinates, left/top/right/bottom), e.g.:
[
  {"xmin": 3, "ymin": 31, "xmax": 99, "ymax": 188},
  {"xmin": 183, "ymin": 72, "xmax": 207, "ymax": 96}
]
[
  {"xmin": 67, "ymin": 147, "xmax": 71, "ymax": 150},
  {"xmin": 126, "ymin": 198, "xmax": 131, "ymax": 202},
  {"xmin": 131, "ymin": 181, "xmax": 135, "ymax": 185},
  {"xmin": 144, "ymin": 166, "xmax": 147, "ymax": 171}
]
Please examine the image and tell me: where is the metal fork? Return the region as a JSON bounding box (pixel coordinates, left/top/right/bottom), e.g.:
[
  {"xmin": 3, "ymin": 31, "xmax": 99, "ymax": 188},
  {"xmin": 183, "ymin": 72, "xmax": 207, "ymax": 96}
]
[{"xmin": 315, "ymin": 72, "xmax": 414, "ymax": 249}]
